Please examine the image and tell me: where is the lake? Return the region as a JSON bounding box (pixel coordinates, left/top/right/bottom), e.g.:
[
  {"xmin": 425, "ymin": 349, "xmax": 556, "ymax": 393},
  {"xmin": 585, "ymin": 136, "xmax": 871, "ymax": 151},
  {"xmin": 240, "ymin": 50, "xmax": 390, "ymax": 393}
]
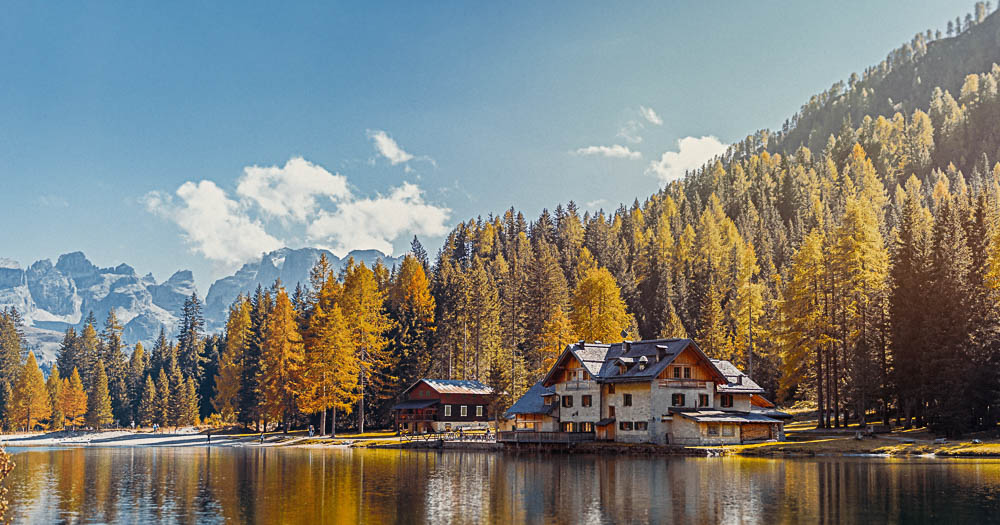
[{"xmin": 5, "ymin": 446, "xmax": 1000, "ymax": 524}]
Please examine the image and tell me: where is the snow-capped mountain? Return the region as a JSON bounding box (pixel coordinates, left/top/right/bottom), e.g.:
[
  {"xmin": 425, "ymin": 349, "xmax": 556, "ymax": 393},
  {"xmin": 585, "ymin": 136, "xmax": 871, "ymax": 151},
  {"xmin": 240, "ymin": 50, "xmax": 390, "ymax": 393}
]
[{"xmin": 1, "ymin": 248, "xmax": 401, "ymax": 368}]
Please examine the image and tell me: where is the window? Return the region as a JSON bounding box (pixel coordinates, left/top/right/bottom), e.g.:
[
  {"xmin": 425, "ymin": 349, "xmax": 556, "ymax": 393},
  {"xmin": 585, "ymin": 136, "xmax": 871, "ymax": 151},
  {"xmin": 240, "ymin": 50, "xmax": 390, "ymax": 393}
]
[
  {"xmin": 581, "ymin": 422, "xmax": 593, "ymax": 432},
  {"xmin": 699, "ymin": 394, "xmax": 709, "ymax": 407},
  {"xmin": 673, "ymin": 367, "xmax": 681, "ymax": 378},
  {"xmin": 476, "ymin": 405, "xmax": 484, "ymax": 417},
  {"xmin": 635, "ymin": 421, "xmax": 648, "ymax": 431},
  {"xmin": 562, "ymin": 396, "xmax": 574, "ymax": 408},
  {"xmin": 623, "ymin": 394, "xmax": 633, "ymax": 407},
  {"xmin": 544, "ymin": 396, "xmax": 552, "ymax": 405},
  {"xmin": 708, "ymin": 424, "xmax": 720, "ymax": 436},
  {"xmin": 722, "ymin": 425, "xmax": 735, "ymax": 437},
  {"xmin": 608, "ymin": 384, "xmax": 615, "ymax": 394},
  {"xmin": 444, "ymin": 405, "xmax": 452, "ymax": 417},
  {"xmin": 683, "ymin": 367, "xmax": 691, "ymax": 379},
  {"xmin": 619, "ymin": 421, "xmax": 634, "ymax": 431},
  {"xmin": 561, "ymin": 422, "xmax": 574, "ymax": 432},
  {"xmin": 672, "ymin": 393, "xmax": 685, "ymax": 407},
  {"xmin": 721, "ymin": 394, "xmax": 734, "ymax": 408},
  {"xmin": 608, "ymin": 406, "xmax": 616, "ymax": 418},
  {"xmin": 582, "ymin": 395, "xmax": 592, "ymax": 407},
  {"xmin": 460, "ymin": 405, "xmax": 468, "ymax": 417}
]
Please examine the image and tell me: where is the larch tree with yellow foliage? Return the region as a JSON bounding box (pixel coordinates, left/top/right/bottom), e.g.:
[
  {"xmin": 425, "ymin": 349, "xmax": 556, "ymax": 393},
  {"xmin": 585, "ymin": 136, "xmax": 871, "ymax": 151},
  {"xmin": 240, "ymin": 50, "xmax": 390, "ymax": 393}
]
[
  {"xmin": 341, "ymin": 259, "xmax": 394, "ymax": 433},
  {"xmin": 59, "ymin": 368, "xmax": 87, "ymax": 430},
  {"xmin": 213, "ymin": 295, "xmax": 250, "ymax": 422},
  {"xmin": 261, "ymin": 286, "xmax": 305, "ymax": 433},
  {"xmin": 11, "ymin": 352, "xmax": 50, "ymax": 431},
  {"xmin": 387, "ymin": 254, "xmax": 436, "ymax": 393},
  {"xmin": 570, "ymin": 267, "xmax": 630, "ymax": 343}
]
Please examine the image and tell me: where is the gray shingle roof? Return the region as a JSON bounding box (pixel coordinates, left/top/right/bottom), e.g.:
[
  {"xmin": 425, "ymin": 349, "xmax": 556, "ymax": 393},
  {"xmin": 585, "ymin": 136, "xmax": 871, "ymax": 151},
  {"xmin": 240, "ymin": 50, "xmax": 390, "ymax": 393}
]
[
  {"xmin": 504, "ymin": 381, "xmax": 556, "ymax": 418},
  {"xmin": 403, "ymin": 379, "xmax": 493, "ymax": 396},
  {"xmin": 711, "ymin": 359, "xmax": 765, "ymax": 394}
]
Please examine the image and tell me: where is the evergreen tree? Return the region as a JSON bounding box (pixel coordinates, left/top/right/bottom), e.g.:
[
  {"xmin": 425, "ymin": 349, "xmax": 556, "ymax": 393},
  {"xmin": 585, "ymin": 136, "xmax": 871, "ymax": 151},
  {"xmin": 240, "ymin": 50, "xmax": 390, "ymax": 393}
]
[
  {"xmin": 177, "ymin": 292, "xmax": 205, "ymax": 382},
  {"xmin": 46, "ymin": 366, "xmax": 64, "ymax": 430},
  {"xmin": 238, "ymin": 286, "xmax": 268, "ymax": 429},
  {"xmin": 138, "ymin": 375, "xmax": 157, "ymax": 427},
  {"xmin": 154, "ymin": 369, "xmax": 170, "ymax": 427},
  {"xmin": 86, "ymin": 360, "xmax": 113, "ymax": 430}
]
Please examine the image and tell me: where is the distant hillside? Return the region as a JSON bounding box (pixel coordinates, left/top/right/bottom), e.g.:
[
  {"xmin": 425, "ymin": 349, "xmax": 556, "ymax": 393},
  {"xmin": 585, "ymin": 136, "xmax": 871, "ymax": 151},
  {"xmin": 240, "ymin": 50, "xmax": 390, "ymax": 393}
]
[{"xmin": 767, "ymin": 4, "xmax": 1000, "ymax": 155}]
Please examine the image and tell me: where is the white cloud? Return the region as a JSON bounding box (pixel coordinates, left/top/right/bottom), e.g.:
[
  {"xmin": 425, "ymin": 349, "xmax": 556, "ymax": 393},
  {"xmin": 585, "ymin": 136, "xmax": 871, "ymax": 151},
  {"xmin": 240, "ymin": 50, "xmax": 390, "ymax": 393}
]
[
  {"xmin": 617, "ymin": 120, "xmax": 644, "ymax": 144},
  {"xmin": 236, "ymin": 157, "xmax": 350, "ymax": 222},
  {"xmin": 646, "ymin": 136, "xmax": 728, "ymax": 184},
  {"xmin": 144, "ymin": 181, "xmax": 283, "ymax": 265},
  {"xmin": 585, "ymin": 199, "xmax": 607, "ymax": 209},
  {"xmin": 367, "ymin": 129, "xmax": 414, "ymax": 165},
  {"xmin": 307, "ymin": 182, "xmax": 450, "ymax": 255},
  {"xmin": 146, "ymin": 157, "xmax": 450, "ymax": 265},
  {"xmin": 640, "ymin": 106, "xmax": 663, "ymax": 126},
  {"xmin": 574, "ymin": 144, "xmax": 642, "ymax": 160}
]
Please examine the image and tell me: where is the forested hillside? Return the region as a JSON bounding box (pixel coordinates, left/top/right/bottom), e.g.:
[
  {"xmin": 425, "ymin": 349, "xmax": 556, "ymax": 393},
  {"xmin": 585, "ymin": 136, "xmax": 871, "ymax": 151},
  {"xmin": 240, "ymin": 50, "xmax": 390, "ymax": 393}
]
[{"xmin": 3, "ymin": 2, "xmax": 1000, "ymax": 436}]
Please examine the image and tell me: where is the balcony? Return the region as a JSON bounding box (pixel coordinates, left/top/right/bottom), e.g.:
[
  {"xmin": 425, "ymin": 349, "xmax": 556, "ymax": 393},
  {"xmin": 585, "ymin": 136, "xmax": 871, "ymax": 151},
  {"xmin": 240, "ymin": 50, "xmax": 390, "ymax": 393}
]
[
  {"xmin": 497, "ymin": 431, "xmax": 596, "ymax": 443},
  {"xmin": 658, "ymin": 380, "xmax": 707, "ymax": 389},
  {"xmin": 561, "ymin": 380, "xmax": 597, "ymax": 391}
]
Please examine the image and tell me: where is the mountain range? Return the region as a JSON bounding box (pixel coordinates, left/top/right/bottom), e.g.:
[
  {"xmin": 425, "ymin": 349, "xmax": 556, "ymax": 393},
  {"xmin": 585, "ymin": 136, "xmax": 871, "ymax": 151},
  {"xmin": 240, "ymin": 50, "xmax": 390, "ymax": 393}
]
[{"xmin": 0, "ymin": 248, "xmax": 400, "ymax": 368}]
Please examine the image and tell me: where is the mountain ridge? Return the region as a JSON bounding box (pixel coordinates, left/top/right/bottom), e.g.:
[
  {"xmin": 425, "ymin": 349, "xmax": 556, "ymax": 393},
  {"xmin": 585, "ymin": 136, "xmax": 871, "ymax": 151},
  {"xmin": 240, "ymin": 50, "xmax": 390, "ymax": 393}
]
[{"xmin": 0, "ymin": 247, "xmax": 401, "ymax": 367}]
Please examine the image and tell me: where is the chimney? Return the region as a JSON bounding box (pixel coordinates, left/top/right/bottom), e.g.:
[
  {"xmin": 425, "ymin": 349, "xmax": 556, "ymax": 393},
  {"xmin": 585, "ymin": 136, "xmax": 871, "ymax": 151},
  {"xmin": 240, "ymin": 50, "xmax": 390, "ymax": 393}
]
[
  {"xmin": 623, "ymin": 340, "xmax": 631, "ymax": 353},
  {"xmin": 657, "ymin": 345, "xmax": 668, "ymax": 362}
]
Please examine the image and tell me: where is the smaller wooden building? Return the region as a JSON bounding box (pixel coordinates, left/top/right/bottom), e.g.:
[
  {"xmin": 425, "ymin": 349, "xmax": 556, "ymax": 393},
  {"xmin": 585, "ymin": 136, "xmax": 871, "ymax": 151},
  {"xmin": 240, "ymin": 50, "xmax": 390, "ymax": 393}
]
[{"xmin": 392, "ymin": 379, "xmax": 494, "ymax": 433}]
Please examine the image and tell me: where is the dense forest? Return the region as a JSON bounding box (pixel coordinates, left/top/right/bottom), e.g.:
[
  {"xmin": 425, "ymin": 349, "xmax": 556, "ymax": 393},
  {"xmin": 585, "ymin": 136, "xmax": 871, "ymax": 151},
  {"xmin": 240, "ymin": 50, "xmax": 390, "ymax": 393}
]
[{"xmin": 3, "ymin": 3, "xmax": 1000, "ymax": 436}]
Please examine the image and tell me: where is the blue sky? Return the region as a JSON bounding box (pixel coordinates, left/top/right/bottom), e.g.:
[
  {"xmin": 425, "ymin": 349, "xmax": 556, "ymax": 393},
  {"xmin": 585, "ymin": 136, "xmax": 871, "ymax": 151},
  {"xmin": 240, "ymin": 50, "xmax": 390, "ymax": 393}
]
[{"xmin": 0, "ymin": 1, "xmax": 968, "ymax": 291}]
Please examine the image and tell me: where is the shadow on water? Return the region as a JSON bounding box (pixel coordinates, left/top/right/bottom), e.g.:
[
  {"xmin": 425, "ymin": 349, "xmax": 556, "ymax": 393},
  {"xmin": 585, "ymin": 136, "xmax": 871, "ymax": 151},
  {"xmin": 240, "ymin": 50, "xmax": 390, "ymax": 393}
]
[{"xmin": 5, "ymin": 447, "xmax": 1000, "ymax": 524}]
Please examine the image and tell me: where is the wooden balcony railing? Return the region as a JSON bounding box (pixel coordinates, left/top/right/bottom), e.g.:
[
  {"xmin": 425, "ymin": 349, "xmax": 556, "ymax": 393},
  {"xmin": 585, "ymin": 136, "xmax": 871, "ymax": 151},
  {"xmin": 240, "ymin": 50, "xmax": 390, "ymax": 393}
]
[
  {"xmin": 658, "ymin": 380, "xmax": 707, "ymax": 389},
  {"xmin": 562, "ymin": 380, "xmax": 597, "ymax": 391}
]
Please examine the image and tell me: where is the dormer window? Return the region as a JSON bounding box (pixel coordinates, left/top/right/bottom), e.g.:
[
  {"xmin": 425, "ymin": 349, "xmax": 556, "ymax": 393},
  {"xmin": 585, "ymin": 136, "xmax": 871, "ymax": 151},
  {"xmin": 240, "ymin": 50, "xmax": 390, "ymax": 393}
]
[{"xmin": 721, "ymin": 394, "xmax": 734, "ymax": 408}]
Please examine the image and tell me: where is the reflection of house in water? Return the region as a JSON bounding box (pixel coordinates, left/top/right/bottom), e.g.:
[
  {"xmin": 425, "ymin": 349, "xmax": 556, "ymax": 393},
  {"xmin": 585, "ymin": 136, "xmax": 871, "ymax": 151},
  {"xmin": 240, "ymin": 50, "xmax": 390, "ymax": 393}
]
[
  {"xmin": 502, "ymin": 338, "xmax": 789, "ymax": 445},
  {"xmin": 391, "ymin": 379, "xmax": 494, "ymax": 433}
]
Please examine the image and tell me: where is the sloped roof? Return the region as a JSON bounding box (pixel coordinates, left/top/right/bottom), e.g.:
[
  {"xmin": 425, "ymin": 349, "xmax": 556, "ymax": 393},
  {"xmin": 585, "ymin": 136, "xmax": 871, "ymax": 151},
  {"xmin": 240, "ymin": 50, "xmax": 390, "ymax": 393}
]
[
  {"xmin": 391, "ymin": 399, "xmax": 439, "ymax": 410},
  {"xmin": 541, "ymin": 342, "xmax": 611, "ymax": 386},
  {"xmin": 402, "ymin": 379, "xmax": 493, "ymax": 396},
  {"xmin": 600, "ymin": 339, "xmax": 728, "ymax": 384},
  {"xmin": 504, "ymin": 381, "xmax": 556, "ymax": 418},
  {"xmin": 711, "ymin": 360, "xmax": 765, "ymax": 394},
  {"xmin": 675, "ymin": 410, "xmax": 780, "ymax": 424}
]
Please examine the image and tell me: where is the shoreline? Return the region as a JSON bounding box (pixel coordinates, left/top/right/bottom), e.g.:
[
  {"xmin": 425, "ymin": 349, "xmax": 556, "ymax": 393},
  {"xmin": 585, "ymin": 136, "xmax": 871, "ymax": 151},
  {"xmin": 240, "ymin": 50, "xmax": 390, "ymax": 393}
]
[{"xmin": 6, "ymin": 430, "xmax": 1000, "ymax": 459}]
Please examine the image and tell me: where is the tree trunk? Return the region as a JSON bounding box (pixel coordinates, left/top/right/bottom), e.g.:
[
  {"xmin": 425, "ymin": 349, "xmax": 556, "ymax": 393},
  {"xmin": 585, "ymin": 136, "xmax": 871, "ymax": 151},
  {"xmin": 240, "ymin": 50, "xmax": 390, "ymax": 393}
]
[{"xmin": 320, "ymin": 408, "xmax": 327, "ymax": 438}]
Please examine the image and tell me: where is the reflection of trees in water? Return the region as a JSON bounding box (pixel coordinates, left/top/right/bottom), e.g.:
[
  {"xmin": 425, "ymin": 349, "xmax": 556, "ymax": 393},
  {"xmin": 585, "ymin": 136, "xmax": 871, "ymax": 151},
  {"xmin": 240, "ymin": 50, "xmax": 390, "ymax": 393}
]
[{"xmin": 8, "ymin": 450, "xmax": 1000, "ymax": 523}]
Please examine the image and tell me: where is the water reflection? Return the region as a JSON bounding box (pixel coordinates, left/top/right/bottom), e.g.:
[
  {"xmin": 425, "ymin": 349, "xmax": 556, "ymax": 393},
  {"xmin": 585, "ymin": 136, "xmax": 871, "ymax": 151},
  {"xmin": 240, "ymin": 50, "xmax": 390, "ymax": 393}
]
[{"xmin": 7, "ymin": 447, "xmax": 1000, "ymax": 524}]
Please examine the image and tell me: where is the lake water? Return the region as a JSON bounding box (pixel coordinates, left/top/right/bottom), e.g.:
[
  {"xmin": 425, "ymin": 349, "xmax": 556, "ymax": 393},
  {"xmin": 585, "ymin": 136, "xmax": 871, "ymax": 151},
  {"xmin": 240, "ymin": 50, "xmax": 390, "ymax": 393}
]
[{"xmin": 5, "ymin": 446, "xmax": 1000, "ymax": 524}]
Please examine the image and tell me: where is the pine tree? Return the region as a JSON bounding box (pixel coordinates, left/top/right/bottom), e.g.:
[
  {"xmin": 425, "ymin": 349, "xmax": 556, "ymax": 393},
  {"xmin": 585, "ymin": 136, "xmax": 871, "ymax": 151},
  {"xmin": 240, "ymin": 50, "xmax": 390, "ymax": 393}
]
[
  {"xmin": 177, "ymin": 292, "xmax": 206, "ymax": 382},
  {"xmin": 100, "ymin": 310, "xmax": 131, "ymax": 427},
  {"xmin": 0, "ymin": 309, "xmax": 24, "ymax": 425},
  {"xmin": 138, "ymin": 374, "xmax": 157, "ymax": 427},
  {"xmin": 168, "ymin": 364, "xmax": 186, "ymax": 427},
  {"xmin": 11, "ymin": 352, "xmax": 51, "ymax": 431},
  {"xmin": 154, "ymin": 369, "xmax": 170, "ymax": 426},
  {"xmin": 78, "ymin": 313, "xmax": 100, "ymax": 390},
  {"xmin": 127, "ymin": 342, "xmax": 149, "ymax": 425},
  {"xmin": 238, "ymin": 287, "xmax": 269, "ymax": 429},
  {"xmin": 387, "ymin": 255, "xmax": 435, "ymax": 398},
  {"xmin": 570, "ymin": 267, "xmax": 630, "ymax": 343},
  {"xmin": 46, "ymin": 366, "xmax": 64, "ymax": 430},
  {"xmin": 183, "ymin": 377, "xmax": 199, "ymax": 426},
  {"xmin": 86, "ymin": 360, "xmax": 113, "ymax": 430}
]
